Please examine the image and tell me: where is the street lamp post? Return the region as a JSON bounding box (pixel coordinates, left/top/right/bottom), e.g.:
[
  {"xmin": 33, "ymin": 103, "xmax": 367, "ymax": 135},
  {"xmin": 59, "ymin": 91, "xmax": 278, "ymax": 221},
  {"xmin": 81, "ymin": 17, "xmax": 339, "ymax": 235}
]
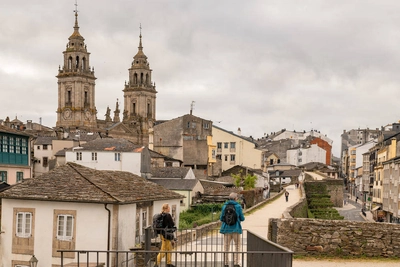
[{"xmin": 29, "ymin": 255, "xmax": 38, "ymax": 267}]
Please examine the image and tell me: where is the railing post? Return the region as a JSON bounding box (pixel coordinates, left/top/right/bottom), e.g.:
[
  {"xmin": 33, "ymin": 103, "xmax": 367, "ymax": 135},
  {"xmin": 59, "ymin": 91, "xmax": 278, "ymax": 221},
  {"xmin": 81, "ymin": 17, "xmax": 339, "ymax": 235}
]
[{"xmin": 144, "ymin": 226, "xmax": 152, "ymax": 265}]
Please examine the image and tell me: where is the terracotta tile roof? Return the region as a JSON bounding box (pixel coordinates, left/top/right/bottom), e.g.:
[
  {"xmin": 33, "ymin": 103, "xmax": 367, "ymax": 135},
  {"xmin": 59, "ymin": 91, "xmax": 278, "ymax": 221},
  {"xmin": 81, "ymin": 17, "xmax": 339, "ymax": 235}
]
[
  {"xmin": 0, "ymin": 163, "xmax": 183, "ymax": 204},
  {"xmin": 67, "ymin": 138, "xmax": 142, "ymax": 152},
  {"xmin": 151, "ymin": 167, "xmax": 191, "ymax": 178}
]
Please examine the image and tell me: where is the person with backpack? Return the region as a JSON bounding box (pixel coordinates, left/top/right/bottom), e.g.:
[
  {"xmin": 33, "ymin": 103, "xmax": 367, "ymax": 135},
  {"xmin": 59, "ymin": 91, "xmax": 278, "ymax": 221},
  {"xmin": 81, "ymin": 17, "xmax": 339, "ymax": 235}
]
[
  {"xmin": 154, "ymin": 203, "xmax": 176, "ymax": 267},
  {"xmin": 220, "ymin": 192, "xmax": 245, "ymax": 267}
]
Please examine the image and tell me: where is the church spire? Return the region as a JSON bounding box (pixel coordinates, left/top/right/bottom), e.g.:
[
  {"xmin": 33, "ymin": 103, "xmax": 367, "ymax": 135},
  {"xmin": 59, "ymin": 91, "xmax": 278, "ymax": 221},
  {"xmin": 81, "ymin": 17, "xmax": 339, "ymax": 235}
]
[
  {"xmin": 69, "ymin": 1, "xmax": 83, "ymax": 40},
  {"xmin": 138, "ymin": 23, "xmax": 143, "ymax": 51}
]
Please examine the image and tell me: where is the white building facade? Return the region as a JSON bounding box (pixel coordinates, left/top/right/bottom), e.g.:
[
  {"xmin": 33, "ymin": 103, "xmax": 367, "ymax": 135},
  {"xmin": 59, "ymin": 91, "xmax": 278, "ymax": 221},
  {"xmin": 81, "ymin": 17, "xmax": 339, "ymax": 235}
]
[{"xmin": 287, "ymin": 144, "xmax": 326, "ymax": 166}]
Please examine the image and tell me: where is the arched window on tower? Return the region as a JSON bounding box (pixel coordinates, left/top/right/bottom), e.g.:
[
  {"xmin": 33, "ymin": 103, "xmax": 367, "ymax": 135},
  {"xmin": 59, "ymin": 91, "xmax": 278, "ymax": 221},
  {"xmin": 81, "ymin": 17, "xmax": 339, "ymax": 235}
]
[
  {"xmin": 82, "ymin": 57, "xmax": 86, "ymax": 70},
  {"xmin": 146, "ymin": 74, "xmax": 149, "ymax": 85},
  {"xmin": 141, "ymin": 73, "xmax": 144, "ymax": 84},
  {"xmin": 147, "ymin": 102, "xmax": 151, "ymax": 117},
  {"xmin": 67, "ymin": 90, "xmax": 72, "ymax": 105},
  {"xmin": 68, "ymin": 57, "xmax": 73, "ymax": 70},
  {"xmin": 134, "ymin": 73, "xmax": 138, "ymax": 84},
  {"xmin": 84, "ymin": 91, "xmax": 88, "ymax": 105},
  {"xmin": 132, "ymin": 102, "xmax": 136, "ymax": 115},
  {"xmin": 75, "ymin": 56, "xmax": 79, "ymax": 69}
]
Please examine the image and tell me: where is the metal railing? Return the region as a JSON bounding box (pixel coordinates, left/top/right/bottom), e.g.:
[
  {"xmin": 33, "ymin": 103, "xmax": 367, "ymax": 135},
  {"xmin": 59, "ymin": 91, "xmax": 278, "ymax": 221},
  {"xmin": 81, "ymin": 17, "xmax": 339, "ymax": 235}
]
[{"xmin": 58, "ymin": 228, "xmax": 293, "ymax": 267}]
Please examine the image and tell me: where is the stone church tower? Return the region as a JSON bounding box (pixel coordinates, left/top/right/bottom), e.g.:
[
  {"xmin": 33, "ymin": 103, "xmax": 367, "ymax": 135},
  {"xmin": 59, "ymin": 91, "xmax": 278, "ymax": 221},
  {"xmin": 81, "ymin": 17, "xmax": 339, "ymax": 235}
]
[
  {"xmin": 122, "ymin": 29, "xmax": 157, "ymax": 145},
  {"xmin": 56, "ymin": 11, "xmax": 97, "ymax": 131}
]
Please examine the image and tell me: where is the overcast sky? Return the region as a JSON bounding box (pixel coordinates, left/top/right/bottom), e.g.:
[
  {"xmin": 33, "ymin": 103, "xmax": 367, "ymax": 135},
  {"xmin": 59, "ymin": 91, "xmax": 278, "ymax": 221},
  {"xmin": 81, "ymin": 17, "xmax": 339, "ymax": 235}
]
[{"xmin": 2, "ymin": 0, "xmax": 400, "ymax": 157}]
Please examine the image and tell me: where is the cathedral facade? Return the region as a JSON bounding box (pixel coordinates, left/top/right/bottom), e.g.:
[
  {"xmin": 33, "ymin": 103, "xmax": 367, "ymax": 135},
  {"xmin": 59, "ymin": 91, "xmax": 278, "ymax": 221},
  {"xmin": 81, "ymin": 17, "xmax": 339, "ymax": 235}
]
[{"xmin": 56, "ymin": 11, "xmax": 156, "ymax": 146}]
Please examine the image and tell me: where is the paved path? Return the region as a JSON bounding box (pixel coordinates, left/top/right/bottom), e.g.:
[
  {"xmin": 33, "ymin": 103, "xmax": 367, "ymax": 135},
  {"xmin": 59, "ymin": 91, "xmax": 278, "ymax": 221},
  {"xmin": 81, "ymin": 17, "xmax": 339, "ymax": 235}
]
[{"xmin": 242, "ymin": 184, "xmax": 301, "ymax": 239}]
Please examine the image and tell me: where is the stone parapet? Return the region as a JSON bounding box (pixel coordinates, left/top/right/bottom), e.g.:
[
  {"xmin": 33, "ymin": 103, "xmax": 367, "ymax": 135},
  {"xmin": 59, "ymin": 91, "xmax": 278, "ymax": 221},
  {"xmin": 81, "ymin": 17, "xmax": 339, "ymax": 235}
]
[{"xmin": 269, "ymin": 218, "xmax": 400, "ymax": 257}]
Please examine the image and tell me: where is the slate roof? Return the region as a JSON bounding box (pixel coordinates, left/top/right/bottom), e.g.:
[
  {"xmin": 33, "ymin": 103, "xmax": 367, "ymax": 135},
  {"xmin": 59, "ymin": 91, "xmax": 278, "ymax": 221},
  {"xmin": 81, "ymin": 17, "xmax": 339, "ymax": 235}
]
[
  {"xmin": 151, "ymin": 167, "xmax": 191, "ymax": 178},
  {"xmin": 54, "ymin": 149, "xmax": 67, "ymax": 156},
  {"xmin": 0, "ymin": 125, "xmax": 31, "ymax": 137},
  {"xmin": 34, "ymin": 136, "xmax": 57, "ymax": 145},
  {"xmin": 213, "ymin": 124, "xmax": 258, "ymax": 146},
  {"xmin": 0, "ymin": 163, "xmax": 183, "ymax": 204},
  {"xmin": 269, "ymin": 169, "xmax": 302, "ymax": 178},
  {"xmin": 149, "ymin": 178, "xmax": 197, "ymax": 191},
  {"xmin": 66, "ymin": 138, "xmax": 142, "ymax": 152},
  {"xmin": 149, "ymin": 150, "xmax": 183, "ymax": 163}
]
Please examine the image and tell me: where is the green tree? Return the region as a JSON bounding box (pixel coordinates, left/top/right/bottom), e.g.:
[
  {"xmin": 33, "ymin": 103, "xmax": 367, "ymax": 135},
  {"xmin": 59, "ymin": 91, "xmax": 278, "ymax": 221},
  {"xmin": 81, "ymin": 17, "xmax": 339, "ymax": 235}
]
[{"xmin": 231, "ymin": 171, "xmax": 257, "ymax": 190}]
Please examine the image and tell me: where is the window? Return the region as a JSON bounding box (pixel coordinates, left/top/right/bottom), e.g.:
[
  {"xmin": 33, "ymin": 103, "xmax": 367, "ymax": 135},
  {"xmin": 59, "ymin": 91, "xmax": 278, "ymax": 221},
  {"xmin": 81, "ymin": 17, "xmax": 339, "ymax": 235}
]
[
  {"xmin": 230, "ymin": 142, "xmax": 236, "ymax": 149},
  {"xmin": 43, "ymin": 144, "xmax": 48, "ymax": 150},
  {"xmin": 230, "ymin": 154, "xmax": 236, "ymax": 162},
  {"xmin": 187, "ymin": 122, "xmax": 190, "ymax": 128},
  {"xmin": 43, "ymin": 157, "xmax": 48, "ymax": 167},
  {"xmin": 16, "ymin": 138, "xmax": 21, "ymax": 154},
  {"xmin": 212, "ymin": 149, "xmax": 216, "ymax": 159},
  {"xmin": 216, "ymin": 154, "xmax": 222, "ymax": 160},
  {"xmin": 92, "ymin": 152, "xmax": 97, "ymax": 161},
  {"xmin": 57, "ymin": 215, "xmax": 74, "ymax": 241},
  {"xmin": 224, "ymin": 155, "xmax": 228, "ymax": 161},
  {"xmin": 224, "ymin": 142, "xmax": 229, "ymax": 149},
  {"xmin": 135, "ymin": 211, "xmax": 140, "ymax": 244},
  {"xmin": 0, "ymin": 171, "xmax": 7, "ymax": 182},
  {"xmin": 16, "ymin": 172, "xmax": 23, "ymax": 182},
  {"xmin": 142, "ymin": 210, "xmax": 148, "ymax": 236},
  {"xmin": 115, "ymin": 153, "xmax": 121, "ymax": 161},
  {"xmin": 217, "ymin": 142, "xmax": 222, "ymax": 149},
  {"xmin": 204, "ymin": 122, "xmax": 209, "ymax": 129},
  {"xmin": 21, "ymin": 139, "xmax": 27, "ymax": 154},
  {"xmin": 192, "ymin": 122, "xmax": 197, "ymax": 128},
  {"xmin": 76, "ymin": 152, "xmax": 82, "ymax": 161},
  {"xmin": 16, "ymin": 212, "xmax": 32, "ymax": 238},
  {"xmin": 2, "ymin": 136, "xmax": 8, "ymax": 152}
]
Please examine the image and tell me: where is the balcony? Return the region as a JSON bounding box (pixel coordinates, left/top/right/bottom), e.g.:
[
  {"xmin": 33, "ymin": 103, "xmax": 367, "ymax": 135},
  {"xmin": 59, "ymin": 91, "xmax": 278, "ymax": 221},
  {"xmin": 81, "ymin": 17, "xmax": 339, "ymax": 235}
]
[{"xmin": 59, "ymin": 228, "xmax": 293, "ymax": 267}]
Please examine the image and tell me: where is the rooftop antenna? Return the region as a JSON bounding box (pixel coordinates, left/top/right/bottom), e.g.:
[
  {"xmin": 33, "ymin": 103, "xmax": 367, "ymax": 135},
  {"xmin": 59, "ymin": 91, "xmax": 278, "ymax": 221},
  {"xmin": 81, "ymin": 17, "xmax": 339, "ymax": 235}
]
[{"xmin": 190, "ymin": 101, "xmax": 195, "ymax": 115}]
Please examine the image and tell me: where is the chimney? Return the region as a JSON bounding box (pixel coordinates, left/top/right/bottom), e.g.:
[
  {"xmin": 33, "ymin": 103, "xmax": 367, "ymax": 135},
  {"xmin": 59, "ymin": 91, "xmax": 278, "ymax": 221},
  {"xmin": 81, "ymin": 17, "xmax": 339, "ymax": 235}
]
[
  {"xmin": 26, "ymin": 120, "xmax": 33, "ymax": 130},
  {"xmin": 238, "ymin": 127, "xmax": 241, "ymax": 136}
]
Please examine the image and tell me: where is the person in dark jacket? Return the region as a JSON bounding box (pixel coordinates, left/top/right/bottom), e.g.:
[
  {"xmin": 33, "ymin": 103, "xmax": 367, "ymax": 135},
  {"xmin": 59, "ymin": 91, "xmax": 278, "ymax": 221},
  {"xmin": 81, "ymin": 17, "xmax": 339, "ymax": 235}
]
[
  {"xmin": 220, "ymin": 192, "xmax": 245, "ymax": 267},
  {"xmin": 155, "ymin": 203, "xmax": 176, "ymax": 267}
]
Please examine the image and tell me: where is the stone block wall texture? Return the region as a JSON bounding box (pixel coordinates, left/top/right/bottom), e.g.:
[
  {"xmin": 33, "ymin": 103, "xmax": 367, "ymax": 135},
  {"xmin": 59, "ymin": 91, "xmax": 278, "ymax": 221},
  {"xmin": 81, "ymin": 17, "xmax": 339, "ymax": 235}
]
[
  {"xmin": 325, "ymin": 179, "xmax": 344, "ymax": 207},
  {"xmin": 269, "ymin": 218, "xmax": 400, "ymax": 258},
  {"xmin": 286, "ymin": 186, "xmax": 308, "ymax": 218}
]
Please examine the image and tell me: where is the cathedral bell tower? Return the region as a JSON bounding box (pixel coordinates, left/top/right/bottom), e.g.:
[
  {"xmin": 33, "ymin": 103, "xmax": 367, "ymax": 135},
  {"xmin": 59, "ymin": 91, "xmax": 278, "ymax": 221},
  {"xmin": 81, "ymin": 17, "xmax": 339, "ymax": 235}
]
[
  {"xmin": 56, "ymin": 9, "xmax": 97, "ymax": 130},
  {"xmin": 123, "ymin": 27, "xmax": 157, "ymax": 145}
]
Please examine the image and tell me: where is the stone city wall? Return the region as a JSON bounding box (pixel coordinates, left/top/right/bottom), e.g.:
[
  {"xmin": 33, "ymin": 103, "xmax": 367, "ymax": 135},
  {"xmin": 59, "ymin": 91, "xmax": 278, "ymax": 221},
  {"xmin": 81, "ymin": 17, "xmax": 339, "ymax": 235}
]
[{"xmin": 268, "ymin": 218, "xmax": 400, "ymax": 257}]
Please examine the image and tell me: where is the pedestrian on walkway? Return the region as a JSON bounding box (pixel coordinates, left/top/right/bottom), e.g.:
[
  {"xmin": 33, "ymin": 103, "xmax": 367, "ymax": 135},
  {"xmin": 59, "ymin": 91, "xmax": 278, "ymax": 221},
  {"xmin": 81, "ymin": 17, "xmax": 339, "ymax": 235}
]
[
  {"xmin": 154, "ymin": 203, "xmax": 176, "ymax": 267},
  {"xmin": 285, "ymin": 191, "xmax": 289, "ymax": 202},
  {"xmin": 220, "ymin": 192, "xmax": 245, "ymax": 267}
]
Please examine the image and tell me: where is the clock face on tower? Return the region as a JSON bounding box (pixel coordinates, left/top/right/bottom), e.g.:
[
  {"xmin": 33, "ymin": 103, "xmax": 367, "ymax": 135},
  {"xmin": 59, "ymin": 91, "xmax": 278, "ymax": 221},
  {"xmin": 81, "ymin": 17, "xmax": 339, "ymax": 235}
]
[{"xmin": 63, "ymin": 108, "xmax": 72, "ymax": 120}]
